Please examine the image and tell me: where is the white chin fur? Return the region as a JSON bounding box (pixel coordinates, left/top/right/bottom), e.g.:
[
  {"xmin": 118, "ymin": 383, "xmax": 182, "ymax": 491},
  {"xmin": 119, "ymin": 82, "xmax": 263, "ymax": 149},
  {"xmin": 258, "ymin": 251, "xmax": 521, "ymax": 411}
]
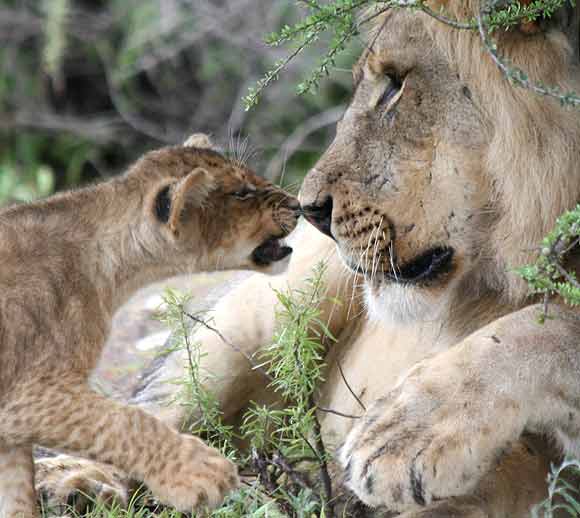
[{"xmin": 364, "ymin": 282, "xmax": 446, "ymax": 325}]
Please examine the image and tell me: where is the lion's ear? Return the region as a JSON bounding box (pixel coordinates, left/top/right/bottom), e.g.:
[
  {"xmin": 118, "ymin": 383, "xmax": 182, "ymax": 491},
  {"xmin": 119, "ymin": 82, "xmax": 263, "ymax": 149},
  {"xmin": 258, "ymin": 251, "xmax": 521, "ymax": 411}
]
[
  {"xmin": 153, "ymin": 168, "xmax": 216, "ymax": 237},
  {"xmin": 183, "ymin": 133, "xmax": 218, "ymax": 151}
]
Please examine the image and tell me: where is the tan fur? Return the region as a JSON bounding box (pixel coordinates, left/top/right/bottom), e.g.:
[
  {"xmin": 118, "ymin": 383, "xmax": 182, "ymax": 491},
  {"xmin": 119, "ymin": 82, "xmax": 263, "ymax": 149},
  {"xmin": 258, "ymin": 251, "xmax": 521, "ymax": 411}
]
[
  {"xmin": 35, "ymin": 3, "xmax": 580, "ymax": 518},
  {"xmin": 0, "ymin": 135, "xmax": 299, "ymax": 517}
]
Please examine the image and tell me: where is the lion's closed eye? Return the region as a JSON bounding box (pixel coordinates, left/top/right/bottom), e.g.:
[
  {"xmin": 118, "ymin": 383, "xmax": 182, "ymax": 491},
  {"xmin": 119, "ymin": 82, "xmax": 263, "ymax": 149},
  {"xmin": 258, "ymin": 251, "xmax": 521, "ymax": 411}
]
[{"xmin": 377, "ymin": 72, "xmax": 404, "ymax": 108}]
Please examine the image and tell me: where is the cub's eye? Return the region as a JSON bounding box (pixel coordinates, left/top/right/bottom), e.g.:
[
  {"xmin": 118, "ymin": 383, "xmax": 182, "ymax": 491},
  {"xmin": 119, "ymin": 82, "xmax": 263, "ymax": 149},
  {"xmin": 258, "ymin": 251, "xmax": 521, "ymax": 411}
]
[
  {"xmin": 230, "ymin": 187, "xmax": 256, "ymax": 200},
  {"xmin": 377, "ymin": 72, "xmax": 403, "ymax": 107}
]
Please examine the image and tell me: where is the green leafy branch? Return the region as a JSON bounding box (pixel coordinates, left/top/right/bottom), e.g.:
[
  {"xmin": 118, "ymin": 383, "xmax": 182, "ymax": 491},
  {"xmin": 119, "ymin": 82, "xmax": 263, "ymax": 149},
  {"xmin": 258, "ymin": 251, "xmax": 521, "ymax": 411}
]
[
  {"xmin": 243, "ymin": 0, "xmax": 573, "ymax": 110},
  {"xmin": 516, "ymin": 206, "xmax": 580, "ymax": 313},
  {"xmin": 478, "ymin": 0, "xmax": 580, "ymax": 107}
]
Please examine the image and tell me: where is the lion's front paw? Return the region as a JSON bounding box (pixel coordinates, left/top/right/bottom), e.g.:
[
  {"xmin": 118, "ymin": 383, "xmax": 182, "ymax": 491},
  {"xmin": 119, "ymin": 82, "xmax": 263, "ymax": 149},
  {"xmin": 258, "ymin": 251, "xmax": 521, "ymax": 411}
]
[
  {"xmin": 340, "ymin": 358, "xmax": 525, "ymax": 511},
  {"xmin": 35, "ymin": 454, "xmax": 128, "ymax": 514},
  {"xmin": 144, "ymin": 435, "xmax": 239, "ymax": 512}
]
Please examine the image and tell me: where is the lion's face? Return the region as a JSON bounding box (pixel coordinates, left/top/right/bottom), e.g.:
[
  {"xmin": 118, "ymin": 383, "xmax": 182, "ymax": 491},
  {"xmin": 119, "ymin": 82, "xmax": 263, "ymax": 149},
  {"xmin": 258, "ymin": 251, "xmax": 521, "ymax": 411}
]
[{"xmin": 301, "ymin": 12, "xmax": 492, "ymax": 322}]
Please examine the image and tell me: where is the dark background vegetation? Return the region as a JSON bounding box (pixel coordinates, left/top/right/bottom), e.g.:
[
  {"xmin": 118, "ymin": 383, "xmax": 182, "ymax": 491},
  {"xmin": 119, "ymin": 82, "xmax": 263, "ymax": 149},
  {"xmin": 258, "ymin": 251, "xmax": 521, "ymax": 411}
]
[{"xmin": 0, "ymin": 0, "xmax": 358, "ymax": 204}]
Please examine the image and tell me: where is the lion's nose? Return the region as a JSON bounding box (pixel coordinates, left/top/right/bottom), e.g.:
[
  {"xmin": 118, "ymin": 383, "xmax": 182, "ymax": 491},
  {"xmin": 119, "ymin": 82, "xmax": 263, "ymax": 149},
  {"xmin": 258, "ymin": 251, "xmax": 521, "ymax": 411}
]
[{"xmin": 301, "ymin": 196, "xmax": 334, "ymax": 240}]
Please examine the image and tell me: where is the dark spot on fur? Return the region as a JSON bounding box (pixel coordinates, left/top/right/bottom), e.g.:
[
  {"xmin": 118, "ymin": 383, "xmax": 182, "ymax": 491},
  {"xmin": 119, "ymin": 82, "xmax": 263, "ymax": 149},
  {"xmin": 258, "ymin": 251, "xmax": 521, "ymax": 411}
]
[
  {"xmin": 365, "ymin": 473, "xmax": 374, "ymax": 494},
  {"xmin": 525, "ymin": 443, "xmax": 536, "ymax": 456},
  {"xmin": 490, "ymin": 335, "xmax": 501, "ymax": 343},
  {"xmin": 197, "ymin": 490, "xmax": 209, "ymax": 506},
  {"xmin": 344, "ymin": 459, "xmax": 352, "ymax": 482},
  {"xmin": 410, "ymin": 460, "xmax": 426, "ymax": 506},
  {"xmin": 391, "ymin": 484, "xmax": 404, "ymax": 503}
]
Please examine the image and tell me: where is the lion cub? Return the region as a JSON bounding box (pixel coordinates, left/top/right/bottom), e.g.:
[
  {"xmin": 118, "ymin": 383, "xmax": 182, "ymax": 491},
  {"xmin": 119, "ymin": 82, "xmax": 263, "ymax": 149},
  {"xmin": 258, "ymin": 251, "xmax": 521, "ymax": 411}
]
[{"xmin": 0, "ymin": 134, "xmax": 300, "ymax": 517}]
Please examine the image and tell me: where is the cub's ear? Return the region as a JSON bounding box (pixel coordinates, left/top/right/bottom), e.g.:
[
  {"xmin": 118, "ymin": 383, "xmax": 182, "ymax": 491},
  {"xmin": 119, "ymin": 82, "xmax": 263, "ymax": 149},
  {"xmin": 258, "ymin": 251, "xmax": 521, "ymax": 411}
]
[
  {"xmin": 183, "ymin": 133, "xmax": 218, "ymax": 151},
  {"xmin": 153, "ymin": 168, "xmax": 216, "ymax": 237}
]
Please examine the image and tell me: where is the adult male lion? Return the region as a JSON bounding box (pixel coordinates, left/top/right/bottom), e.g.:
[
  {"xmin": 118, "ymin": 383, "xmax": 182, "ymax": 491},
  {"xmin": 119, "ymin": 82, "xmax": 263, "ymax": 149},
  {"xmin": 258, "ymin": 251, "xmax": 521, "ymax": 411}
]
[{"xmin": 39, "ymin": 1, "xmax": 580, "ymax": 517}]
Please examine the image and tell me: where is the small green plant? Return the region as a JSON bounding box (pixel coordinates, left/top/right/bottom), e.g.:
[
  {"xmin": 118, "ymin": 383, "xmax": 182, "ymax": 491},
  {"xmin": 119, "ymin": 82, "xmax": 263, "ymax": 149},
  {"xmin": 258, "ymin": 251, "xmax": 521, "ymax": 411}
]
[
  {"xmin": 156, "ymin": 288, "xmax": 237, "ymax": 459},
  {"xmin": 156, "ymin": 262, "xmax": 349, "ymax": 517}
]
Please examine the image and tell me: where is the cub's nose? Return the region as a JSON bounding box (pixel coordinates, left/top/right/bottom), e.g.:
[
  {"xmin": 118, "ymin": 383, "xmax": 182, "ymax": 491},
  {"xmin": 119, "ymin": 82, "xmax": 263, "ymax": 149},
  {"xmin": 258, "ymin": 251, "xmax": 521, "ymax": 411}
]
[{"xmin": 301, "ymin": 196, "xmax": 334, "ymax": 240}]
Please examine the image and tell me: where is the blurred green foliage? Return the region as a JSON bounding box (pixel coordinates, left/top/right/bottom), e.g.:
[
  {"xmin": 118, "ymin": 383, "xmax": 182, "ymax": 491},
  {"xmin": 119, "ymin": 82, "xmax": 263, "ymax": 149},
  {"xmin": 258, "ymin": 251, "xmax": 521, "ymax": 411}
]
[{"xmin": 0, "ymin": 0, "xmax": 355, "ymax": 203}]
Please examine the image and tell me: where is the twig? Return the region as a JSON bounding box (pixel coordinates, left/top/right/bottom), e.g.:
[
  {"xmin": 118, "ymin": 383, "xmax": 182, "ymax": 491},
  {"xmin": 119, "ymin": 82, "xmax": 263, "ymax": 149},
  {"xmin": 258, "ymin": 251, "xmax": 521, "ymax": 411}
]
[
  {"xmin": 552, "ymin": 262, "xmax": 580, "ymax": 290},
  {"xmin": 183, "ymin": 311, "xmax": 274, "ymax": 382},
  {"xmin": 309, "ymin": 395, "xmax": 335, "ymax": 518},
  {"xmin": 417, "ymin": 2, "xmax": 475, "ymax": 29},
  {"xmin": 315, "ymin": 405, "xmax": 361, "ymax": 419},
  {"xmin": 336, "ymin": 358, "xmax": 366, "ymax": 411},
  {"xmin": 178, "ymin": 307, "xmax": 208, "ymax": 429},
  {"xmin": 477, "ymin": 0, "xmax": 580, "ymax": 107},
  {"xmin": 251, "ymin": 449, "xmax": 294, "ymax": 516},
  {"xmin": 271, "ymin": 450, "xmax": 315, "ymax": 493}
]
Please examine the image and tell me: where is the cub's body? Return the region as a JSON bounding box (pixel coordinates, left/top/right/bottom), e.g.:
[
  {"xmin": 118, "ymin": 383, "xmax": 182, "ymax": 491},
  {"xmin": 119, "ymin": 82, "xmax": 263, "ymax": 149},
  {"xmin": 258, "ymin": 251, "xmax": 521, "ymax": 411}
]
[{"xmin": 0, "ymin": 135, "xmax": 299, "ymax": 517}]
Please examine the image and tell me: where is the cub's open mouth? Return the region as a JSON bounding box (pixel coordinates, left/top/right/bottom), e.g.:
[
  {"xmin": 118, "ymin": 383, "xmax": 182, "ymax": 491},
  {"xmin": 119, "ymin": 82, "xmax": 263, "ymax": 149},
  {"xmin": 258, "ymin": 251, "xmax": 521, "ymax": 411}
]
[
  {"xmin": 252, "ymin": 238, "xmax": 293, "ymax": 266},
  {"xmin": 346, "ymin": 246, "xmax": 454, "ymax": 285}
]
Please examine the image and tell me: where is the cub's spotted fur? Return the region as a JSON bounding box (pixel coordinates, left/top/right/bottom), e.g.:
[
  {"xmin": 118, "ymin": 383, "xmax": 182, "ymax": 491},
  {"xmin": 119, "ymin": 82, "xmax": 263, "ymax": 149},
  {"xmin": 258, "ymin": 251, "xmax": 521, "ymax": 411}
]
[{"xmin": 0, "ymin": 134, "xmax": 299, "ymax": 517}]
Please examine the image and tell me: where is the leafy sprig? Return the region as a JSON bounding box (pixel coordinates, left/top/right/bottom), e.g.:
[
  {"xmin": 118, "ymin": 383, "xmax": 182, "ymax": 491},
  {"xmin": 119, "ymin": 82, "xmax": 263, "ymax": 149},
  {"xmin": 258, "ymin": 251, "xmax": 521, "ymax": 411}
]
[
  {"xmin": 516, "ymin": 205, "xmax": 580, "ymax": 311},
  {"xmin": 244, "ymin": 0, "xmax": 574, "ymax": 110},
  {"xmin": 159, "ymin": 263, "xmax": 345, "ymax": 516}
]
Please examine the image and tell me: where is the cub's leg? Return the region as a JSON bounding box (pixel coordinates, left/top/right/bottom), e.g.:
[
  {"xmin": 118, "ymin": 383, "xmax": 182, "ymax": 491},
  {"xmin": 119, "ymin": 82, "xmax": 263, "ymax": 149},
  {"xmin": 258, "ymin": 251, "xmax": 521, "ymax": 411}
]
[
  {"xmin": 35, "ymin": 454, "xmax": 128, "ymax": 514},
  {"xmin": 1, "ymin": 377, "xmax": 238, "ymax": 512},
  {"xmin": 0, "ymin": 445, "xmax": 37, "ymax": 518}
]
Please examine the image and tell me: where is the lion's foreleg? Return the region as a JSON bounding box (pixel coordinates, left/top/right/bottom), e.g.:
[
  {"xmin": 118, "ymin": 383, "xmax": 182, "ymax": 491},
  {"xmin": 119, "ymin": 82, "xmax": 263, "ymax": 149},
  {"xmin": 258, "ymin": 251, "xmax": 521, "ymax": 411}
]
[{"xmin": 340, "ymin": 303, "xmax": 580, "ymax": 512}]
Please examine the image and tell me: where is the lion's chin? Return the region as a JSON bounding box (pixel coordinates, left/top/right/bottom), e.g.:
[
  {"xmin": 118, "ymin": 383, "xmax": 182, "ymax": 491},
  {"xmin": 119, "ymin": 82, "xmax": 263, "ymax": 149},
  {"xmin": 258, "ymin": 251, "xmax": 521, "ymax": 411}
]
[{"xmin": 364, "ymin": 282, "xmax": 447, "ymax": 325}]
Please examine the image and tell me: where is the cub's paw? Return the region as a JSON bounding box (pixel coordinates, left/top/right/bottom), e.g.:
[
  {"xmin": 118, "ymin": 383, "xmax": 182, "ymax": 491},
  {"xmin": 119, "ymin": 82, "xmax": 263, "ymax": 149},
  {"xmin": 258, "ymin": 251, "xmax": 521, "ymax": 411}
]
[
  {"xmin": 144, "ymin": 435, "xmax": 239, "ymax": 512},
  {"xmin": 339, "ymin": 357, "xmax": 524, "ymax": 511},
  {"xmin": 35, "ymin": 454, "xmax": 128, "ymax": 514}
]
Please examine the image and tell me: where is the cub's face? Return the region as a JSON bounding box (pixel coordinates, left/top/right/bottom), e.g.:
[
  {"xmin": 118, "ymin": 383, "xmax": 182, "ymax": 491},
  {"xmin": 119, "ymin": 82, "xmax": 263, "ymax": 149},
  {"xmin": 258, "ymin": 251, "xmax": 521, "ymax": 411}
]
[
  {"xmin": 135, "ymin": 139, "xmax": 300, "ymax": 275},
  {"xmin": 194, "ymin": 159, "xmax": 301, "ymax": 274},
  {"xmin": 300, "ymin": 11, "xmax": 491, "ymax": 323}
]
